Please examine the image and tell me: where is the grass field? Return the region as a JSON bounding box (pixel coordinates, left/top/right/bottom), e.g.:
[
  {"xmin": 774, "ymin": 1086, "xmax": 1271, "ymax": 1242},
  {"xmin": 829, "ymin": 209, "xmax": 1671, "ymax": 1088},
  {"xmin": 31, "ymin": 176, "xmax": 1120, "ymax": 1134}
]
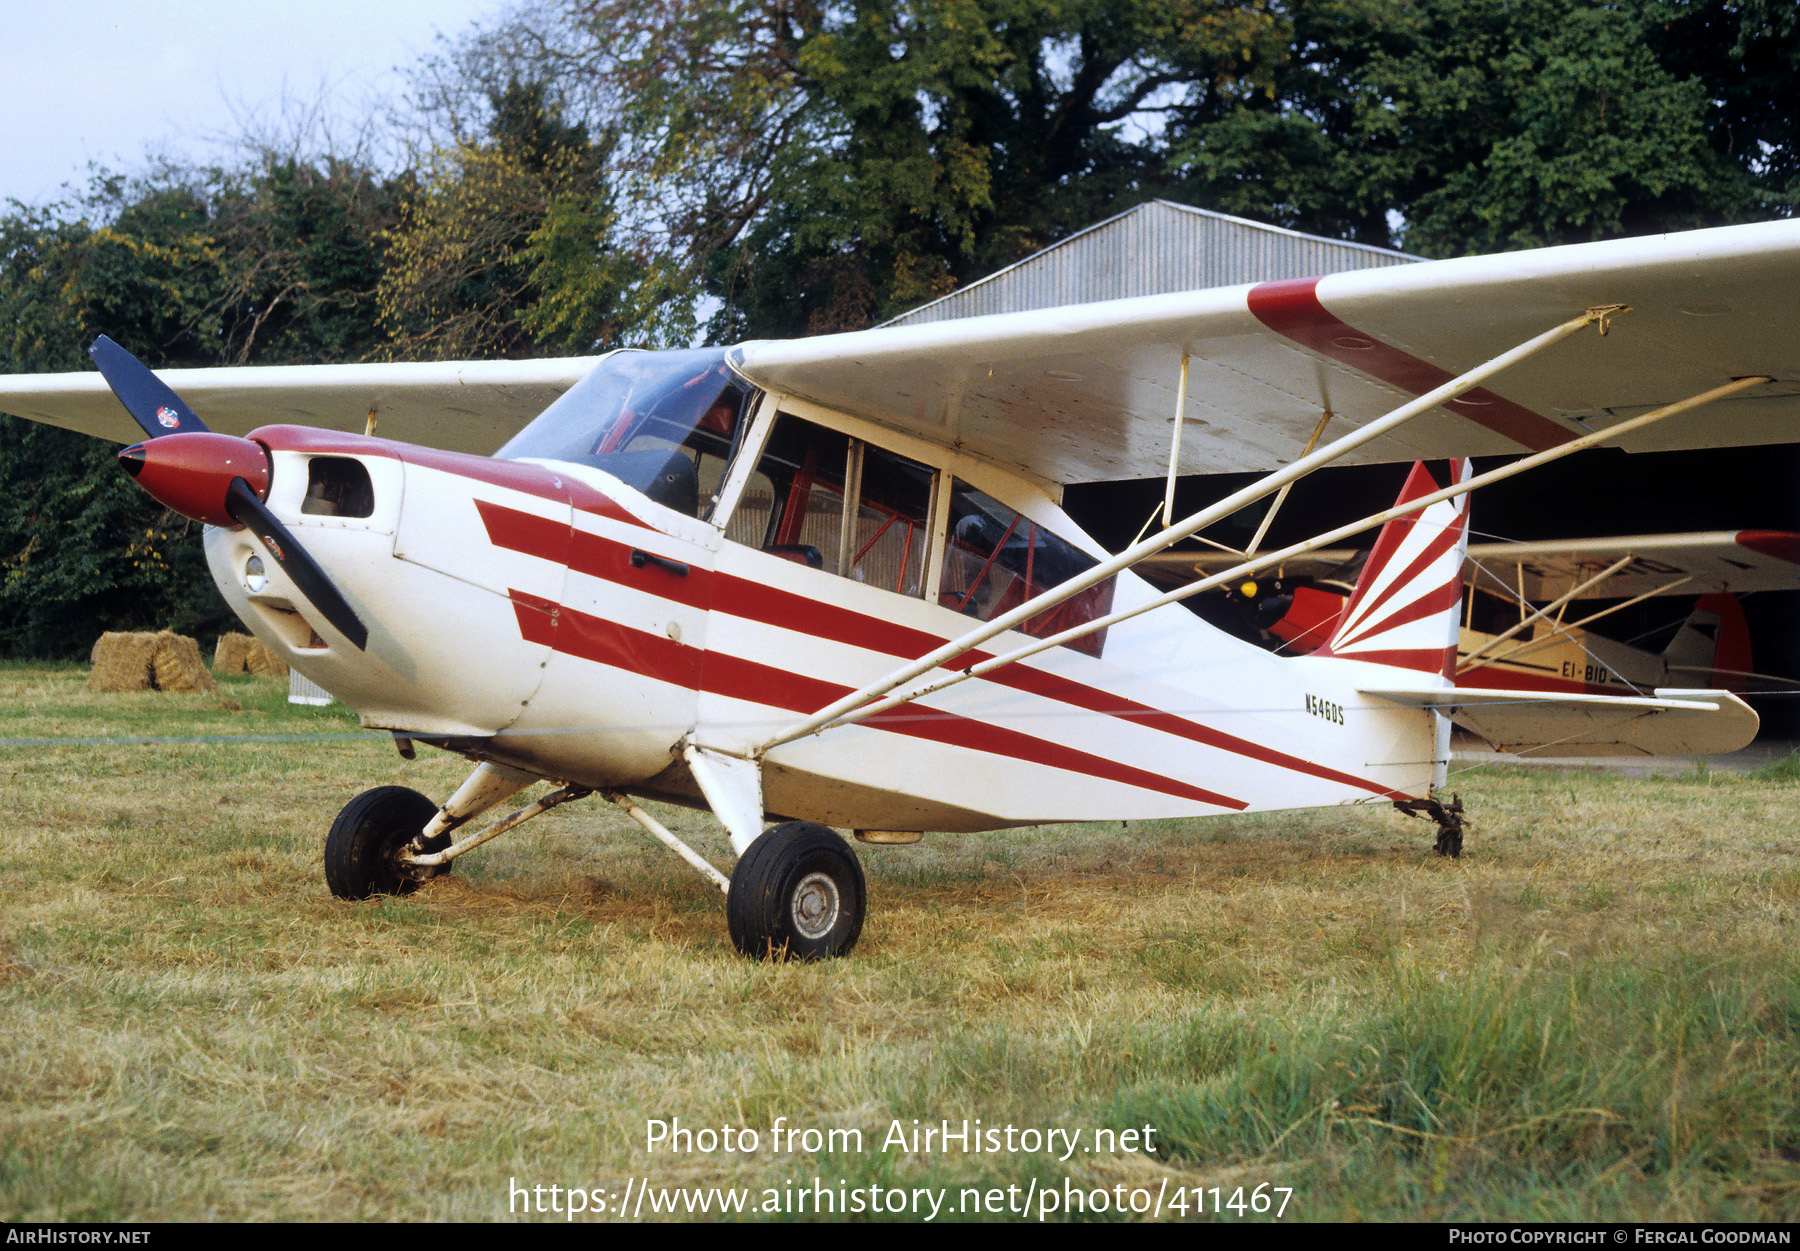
[{"xmin": 2, "ymin": 661, "xmax": 1797, "ymax": 1222}]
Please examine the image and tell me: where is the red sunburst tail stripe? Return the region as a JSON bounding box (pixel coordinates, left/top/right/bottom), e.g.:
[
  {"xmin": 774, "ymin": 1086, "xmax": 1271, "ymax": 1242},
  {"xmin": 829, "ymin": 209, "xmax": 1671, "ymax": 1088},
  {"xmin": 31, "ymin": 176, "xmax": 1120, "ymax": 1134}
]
[{"xmin": 1316, "ymin": 460, "xmax": 1470, "ymax": 678}]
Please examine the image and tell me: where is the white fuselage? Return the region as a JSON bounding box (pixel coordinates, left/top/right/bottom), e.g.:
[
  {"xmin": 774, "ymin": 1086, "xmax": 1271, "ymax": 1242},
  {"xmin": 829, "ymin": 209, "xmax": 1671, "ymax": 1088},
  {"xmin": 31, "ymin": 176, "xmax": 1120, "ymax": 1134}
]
[{"xmin": 207, "ymin": 424, "xmax": 1440, "ymax": 833}]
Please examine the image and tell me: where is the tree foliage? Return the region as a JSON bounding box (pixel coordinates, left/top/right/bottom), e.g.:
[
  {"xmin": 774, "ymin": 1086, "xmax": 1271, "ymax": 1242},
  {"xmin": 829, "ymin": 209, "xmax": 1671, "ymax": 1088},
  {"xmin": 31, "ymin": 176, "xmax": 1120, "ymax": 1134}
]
[
  {"xmin": 1171, "ymin": 0, "xmax": 1781, "ymax": 256},
  {"xmin": 377, "ymin": 79, "xmax": 689, "ymax": 359},
  {"xmin": 449, "ymin": 0, "xmax": 1289, "ymax": 335},
  {"xmin": 0, "ymin": 160, "xmax": 404, "ymax": 657},
  {"xmin": 428, "ymin": 0, "xmax": 1794, "ymax": 330}
]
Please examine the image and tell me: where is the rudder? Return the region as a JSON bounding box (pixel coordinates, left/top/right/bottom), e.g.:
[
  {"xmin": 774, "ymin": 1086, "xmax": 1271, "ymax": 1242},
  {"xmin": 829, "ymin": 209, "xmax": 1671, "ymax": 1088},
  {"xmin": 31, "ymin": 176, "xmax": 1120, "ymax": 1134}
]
[{"xmin": 1314, "ymin": 460, "xmax": 1471, "ymax": 677}]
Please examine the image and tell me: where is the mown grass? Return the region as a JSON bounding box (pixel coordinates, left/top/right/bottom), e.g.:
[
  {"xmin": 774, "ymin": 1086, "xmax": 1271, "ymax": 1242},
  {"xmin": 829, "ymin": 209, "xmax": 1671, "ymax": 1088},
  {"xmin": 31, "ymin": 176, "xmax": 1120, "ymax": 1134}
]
[{"xmin": 1, "ymin": 662, "xmax": 1797, "ymax": 1221}]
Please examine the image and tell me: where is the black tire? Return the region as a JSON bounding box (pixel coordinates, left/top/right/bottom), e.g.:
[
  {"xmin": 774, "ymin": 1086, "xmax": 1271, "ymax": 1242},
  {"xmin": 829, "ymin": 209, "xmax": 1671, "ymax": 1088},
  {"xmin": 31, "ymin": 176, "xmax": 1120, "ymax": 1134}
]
[
  {"xmin": 324, "ymin": 786, "xmax": 441, "ymax": 899},
  {"xmin": 727, "ymin": 822, "xmax": 866, "ymax": 960}
]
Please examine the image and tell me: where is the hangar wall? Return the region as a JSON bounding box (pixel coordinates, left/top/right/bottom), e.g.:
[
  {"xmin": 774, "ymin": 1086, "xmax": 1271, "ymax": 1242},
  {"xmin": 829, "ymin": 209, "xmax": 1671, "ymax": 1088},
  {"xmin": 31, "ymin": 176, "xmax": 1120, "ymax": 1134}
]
[{"xmin": 881, "ymin": 200, "xmax": 1417, "ymax": 327}]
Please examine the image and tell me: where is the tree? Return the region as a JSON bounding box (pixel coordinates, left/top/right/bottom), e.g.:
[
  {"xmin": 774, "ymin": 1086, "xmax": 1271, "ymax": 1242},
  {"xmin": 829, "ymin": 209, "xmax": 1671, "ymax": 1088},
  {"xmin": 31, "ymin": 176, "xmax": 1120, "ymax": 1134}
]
[
  {"xmin": 1648, "ymin": 0, "xmax": 1800, "ymax": 205},
  {"xmin": 1169, "ymin": 0, "xmax": 1779, "ymax": 257},
  {"xmin": 378, "ymin": 78, "xmax": 687, "ymax": 359},
  {"xmin": 431, "ymin": 0, "xmax": 1290, "ymax": 336}
]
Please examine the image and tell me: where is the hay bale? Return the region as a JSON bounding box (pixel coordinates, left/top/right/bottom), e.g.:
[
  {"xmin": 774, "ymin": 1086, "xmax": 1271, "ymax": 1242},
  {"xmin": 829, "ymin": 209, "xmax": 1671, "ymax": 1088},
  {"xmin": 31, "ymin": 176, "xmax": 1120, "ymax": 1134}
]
[
  {"xmin": 152, "ymin": 633, "xmax": 217, "ymax": 692},
  {"xmin": 215, "ymin": 631, "xmax": 290, "ymax": 679},
  {"xmin": 245, "ymin": 638, "xmax": 288, "ymax": 679},
  {"xmin": 88, "ymin": 631, "xmax": 218, "ymax": 693},
  {"xmin": 214, "ymin": 632, "xmax": 255, "ymax": 673},
  {"xmin": 217, "ymin": 630, "xmax": 291, "ymax": 680},
  {"xmin": 88, "ymin": 632, "xmax": 160, "ymax": 692}
]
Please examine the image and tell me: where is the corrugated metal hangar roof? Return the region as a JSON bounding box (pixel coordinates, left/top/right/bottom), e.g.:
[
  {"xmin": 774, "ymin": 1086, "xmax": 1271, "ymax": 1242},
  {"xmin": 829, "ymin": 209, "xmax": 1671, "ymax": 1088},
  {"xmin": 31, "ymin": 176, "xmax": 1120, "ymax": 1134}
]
[{"xmin": 882, "ymin": 200, "xmax": 1418, "ymax": 327}]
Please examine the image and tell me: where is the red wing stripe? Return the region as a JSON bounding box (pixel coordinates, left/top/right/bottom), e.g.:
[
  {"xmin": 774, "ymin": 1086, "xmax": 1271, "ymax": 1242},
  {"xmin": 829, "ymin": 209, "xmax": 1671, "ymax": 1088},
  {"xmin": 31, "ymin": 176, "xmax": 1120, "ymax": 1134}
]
[{"xmin": 1248, "ymin": 279, "xmax": 1574, "ymax": 453}]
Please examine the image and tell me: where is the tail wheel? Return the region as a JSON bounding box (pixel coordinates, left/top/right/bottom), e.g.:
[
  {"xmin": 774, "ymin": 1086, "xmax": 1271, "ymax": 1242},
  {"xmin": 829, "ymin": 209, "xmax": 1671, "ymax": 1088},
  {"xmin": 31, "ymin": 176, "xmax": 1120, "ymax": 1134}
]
[
  {"xmin": 727, "ymin": 822, "xmax": 866, "ymax": 960},
  {"xmin": 324, "ymin": 786, "xmax": 443, "ymax": 899}
]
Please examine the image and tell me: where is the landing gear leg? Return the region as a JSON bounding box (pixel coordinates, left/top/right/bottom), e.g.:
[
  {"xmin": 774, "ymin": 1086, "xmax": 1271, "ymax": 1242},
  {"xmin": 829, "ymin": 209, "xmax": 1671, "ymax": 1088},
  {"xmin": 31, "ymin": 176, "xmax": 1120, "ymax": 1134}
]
[{"xmin": 1394, "ymin": 793, "xmax": 1466, "ymax": 858}]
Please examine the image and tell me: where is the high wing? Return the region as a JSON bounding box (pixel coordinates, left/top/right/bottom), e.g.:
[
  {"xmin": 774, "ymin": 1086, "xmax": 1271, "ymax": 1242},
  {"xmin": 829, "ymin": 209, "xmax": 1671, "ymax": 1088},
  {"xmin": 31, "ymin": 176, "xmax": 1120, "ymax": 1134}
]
[
  {"xmin": 0, "ymin": 357, "xmax": 601, "ymax": 455},
  {"xmin": 5, "ymin": 220, "xmax": 1799, "ymax": 473},
  {"xmin": 1462, "ymin": 531, "xmax": 1800, "ymax": 601},
  {"xmin": 1145, "ymin": 530, "xmax": 1800, "ymax": 600},
  {"xmin": 732, "ymin": 219, "xmax": 1800, "ymax": 486}
]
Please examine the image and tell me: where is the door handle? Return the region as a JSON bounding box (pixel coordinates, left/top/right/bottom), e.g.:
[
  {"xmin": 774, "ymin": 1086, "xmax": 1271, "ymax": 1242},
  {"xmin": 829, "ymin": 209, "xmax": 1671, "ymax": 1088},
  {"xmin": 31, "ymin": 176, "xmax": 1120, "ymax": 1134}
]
[{"xmin": 630, "ymin": 549, "xmax": 689, "ymax": 577}]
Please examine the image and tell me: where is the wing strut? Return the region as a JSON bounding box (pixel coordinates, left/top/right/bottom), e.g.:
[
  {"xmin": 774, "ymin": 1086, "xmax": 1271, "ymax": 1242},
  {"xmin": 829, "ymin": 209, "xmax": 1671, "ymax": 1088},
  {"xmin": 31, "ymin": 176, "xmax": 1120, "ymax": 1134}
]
[
  {"xmin": 1161, "ymin": 352, "xmax": 1189, "ymax": 527},
  {"xmin": 1247, "ymin": 408, "xmax": 1333, "ymax": 557},
  {"xmin": 1455, "ymin": 554, "xmax": 1637, "ymax": 670},
  {"xmin": 755, "ymin": 305, "xmax": 1621, "ymax": 753},
  {"xmin": 760, "ymin": 372, "xmax": 1772, "ymax": 749}
]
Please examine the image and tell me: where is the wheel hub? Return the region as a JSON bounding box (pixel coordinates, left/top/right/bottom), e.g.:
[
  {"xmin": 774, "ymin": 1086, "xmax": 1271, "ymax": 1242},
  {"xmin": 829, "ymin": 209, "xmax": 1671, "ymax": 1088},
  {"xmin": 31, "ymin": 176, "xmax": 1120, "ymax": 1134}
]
[{"xmin": 790, "ymin": 872, "xmax": 841, "ymax": 940}]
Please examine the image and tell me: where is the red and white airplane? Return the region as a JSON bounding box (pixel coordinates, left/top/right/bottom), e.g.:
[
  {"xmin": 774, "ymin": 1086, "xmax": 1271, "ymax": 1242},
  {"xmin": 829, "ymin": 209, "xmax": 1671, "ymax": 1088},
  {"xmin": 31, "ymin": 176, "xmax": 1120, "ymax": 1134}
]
[{"xmin": 5, "ymin": 219, "xmax": 1799, "ymax": 958}]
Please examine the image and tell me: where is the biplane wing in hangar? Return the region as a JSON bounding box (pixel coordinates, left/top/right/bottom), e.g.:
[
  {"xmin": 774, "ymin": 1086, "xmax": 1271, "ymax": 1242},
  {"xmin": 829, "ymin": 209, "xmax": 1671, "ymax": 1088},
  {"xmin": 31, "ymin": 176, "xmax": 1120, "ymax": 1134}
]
[
  {"xmin": 1145, "ymin": 531, "xmax": 1800, "ymax": 599},
  {"xmin": 1154, "ymin": 527, "xmax": 1800, "ymax": 711},
  {"xmin": 1, "ymin": 219, "xmax": 1798, "ymax": 955}
]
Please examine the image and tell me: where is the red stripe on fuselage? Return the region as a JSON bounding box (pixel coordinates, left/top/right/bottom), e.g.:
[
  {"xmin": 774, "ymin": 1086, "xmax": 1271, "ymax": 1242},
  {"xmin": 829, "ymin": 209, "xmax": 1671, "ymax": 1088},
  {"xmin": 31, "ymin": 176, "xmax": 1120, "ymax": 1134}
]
[
  {"xmin": 509, "ymin": 590, "xmax": 1246, "ymax": 811},
  {"xmin": 509, "ymin": 589, "xmax": 705, "ymax": 688},
  {"xmin": 475, "ymin": 499, "xmax": 713, "ymax": 611},
  {"xmin": 477, "ymin": 501, "xmax": 1411, "ymax": 798},
  {"xmin": 1246, "ymin": 280, "xmax": 1574, "ymax": 453},
  {"xmin": 250, "ymin": 424, "xmax": 646, "ymax": 525}
]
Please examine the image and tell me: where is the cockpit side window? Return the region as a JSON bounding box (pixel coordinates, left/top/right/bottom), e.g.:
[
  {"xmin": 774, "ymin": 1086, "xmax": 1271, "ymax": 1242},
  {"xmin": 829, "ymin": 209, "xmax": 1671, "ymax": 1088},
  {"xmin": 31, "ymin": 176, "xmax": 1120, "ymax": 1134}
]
[
  {"xmin": 939, "ymin": 480, "xmax": 1114, "ymax": 656},
  {"xmin": 495, "ymin": 348, "xmax": 755, "ymax": 520},
  {"xmin": 734, "ymin": 413, "xmax": 936, "ymax": 596}
]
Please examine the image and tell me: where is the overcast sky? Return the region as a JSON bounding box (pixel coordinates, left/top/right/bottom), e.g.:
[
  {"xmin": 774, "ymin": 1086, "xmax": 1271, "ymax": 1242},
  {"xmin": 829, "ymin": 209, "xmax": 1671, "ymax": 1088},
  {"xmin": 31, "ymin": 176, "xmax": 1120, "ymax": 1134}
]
[{"xmin": 1, "ymin": 0, "xmax": 503, "ymax": 208}]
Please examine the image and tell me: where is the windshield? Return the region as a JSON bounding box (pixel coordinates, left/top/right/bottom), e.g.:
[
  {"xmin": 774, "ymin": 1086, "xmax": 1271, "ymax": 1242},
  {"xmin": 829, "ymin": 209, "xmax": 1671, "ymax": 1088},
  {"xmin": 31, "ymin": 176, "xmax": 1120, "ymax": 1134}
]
[{"xmin": 496, "ymin": 347, "xmax": 752, "ymax": 517}]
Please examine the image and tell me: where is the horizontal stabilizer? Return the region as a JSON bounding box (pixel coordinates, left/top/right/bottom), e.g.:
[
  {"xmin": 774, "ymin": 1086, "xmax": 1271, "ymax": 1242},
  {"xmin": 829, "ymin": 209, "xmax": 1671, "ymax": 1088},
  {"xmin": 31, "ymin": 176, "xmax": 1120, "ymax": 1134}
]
[{"xmin": 1361, "ymin": 686, "xmax": 1758, "ymax": 757}]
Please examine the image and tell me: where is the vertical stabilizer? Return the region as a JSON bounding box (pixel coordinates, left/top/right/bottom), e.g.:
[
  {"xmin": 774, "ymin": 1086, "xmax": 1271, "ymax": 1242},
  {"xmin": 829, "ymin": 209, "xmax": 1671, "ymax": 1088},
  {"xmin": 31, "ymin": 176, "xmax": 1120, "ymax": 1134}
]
[
  {"xmin": 1662, "ymin": 591, "xmax": 1752, "ymax": 692},
  {"xmin": 1315, "ymin": 460, "xmax": 1471, "ymax": 678}
]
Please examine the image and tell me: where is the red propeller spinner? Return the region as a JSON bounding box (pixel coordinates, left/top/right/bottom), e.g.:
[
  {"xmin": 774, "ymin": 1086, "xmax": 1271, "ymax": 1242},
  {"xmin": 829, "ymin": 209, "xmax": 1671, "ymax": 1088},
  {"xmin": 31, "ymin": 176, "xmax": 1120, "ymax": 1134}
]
[{"xmin": 117, "ymin": 432, "xmax": 271, "ymax": 527}]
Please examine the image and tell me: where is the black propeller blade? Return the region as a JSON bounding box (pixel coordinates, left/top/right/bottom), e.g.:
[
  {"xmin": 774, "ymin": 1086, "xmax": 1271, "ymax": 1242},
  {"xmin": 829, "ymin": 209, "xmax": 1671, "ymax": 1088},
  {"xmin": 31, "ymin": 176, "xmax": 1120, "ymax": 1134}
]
[
  {"xmin": 89, "ymin": 336, "xmax": 210, "ymax": 437},
  {"xmin": 225, "ymin": 479, "xmax": 370, "ymax": 650},
  {"xmin": 93, "ymin": 337, "xmax": 371, "ymax": 651}
]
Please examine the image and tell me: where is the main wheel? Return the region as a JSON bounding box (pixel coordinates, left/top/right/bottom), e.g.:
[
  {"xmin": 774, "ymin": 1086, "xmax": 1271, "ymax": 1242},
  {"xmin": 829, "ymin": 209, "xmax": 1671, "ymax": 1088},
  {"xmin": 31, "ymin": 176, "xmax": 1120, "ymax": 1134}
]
[
  {"xmin": 727, "ymin": 822, "xmax": 866, "ymax": 960},
  {"xmin": 324, "ymin": 786, "xmax": 442, "ymax": 899}
]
